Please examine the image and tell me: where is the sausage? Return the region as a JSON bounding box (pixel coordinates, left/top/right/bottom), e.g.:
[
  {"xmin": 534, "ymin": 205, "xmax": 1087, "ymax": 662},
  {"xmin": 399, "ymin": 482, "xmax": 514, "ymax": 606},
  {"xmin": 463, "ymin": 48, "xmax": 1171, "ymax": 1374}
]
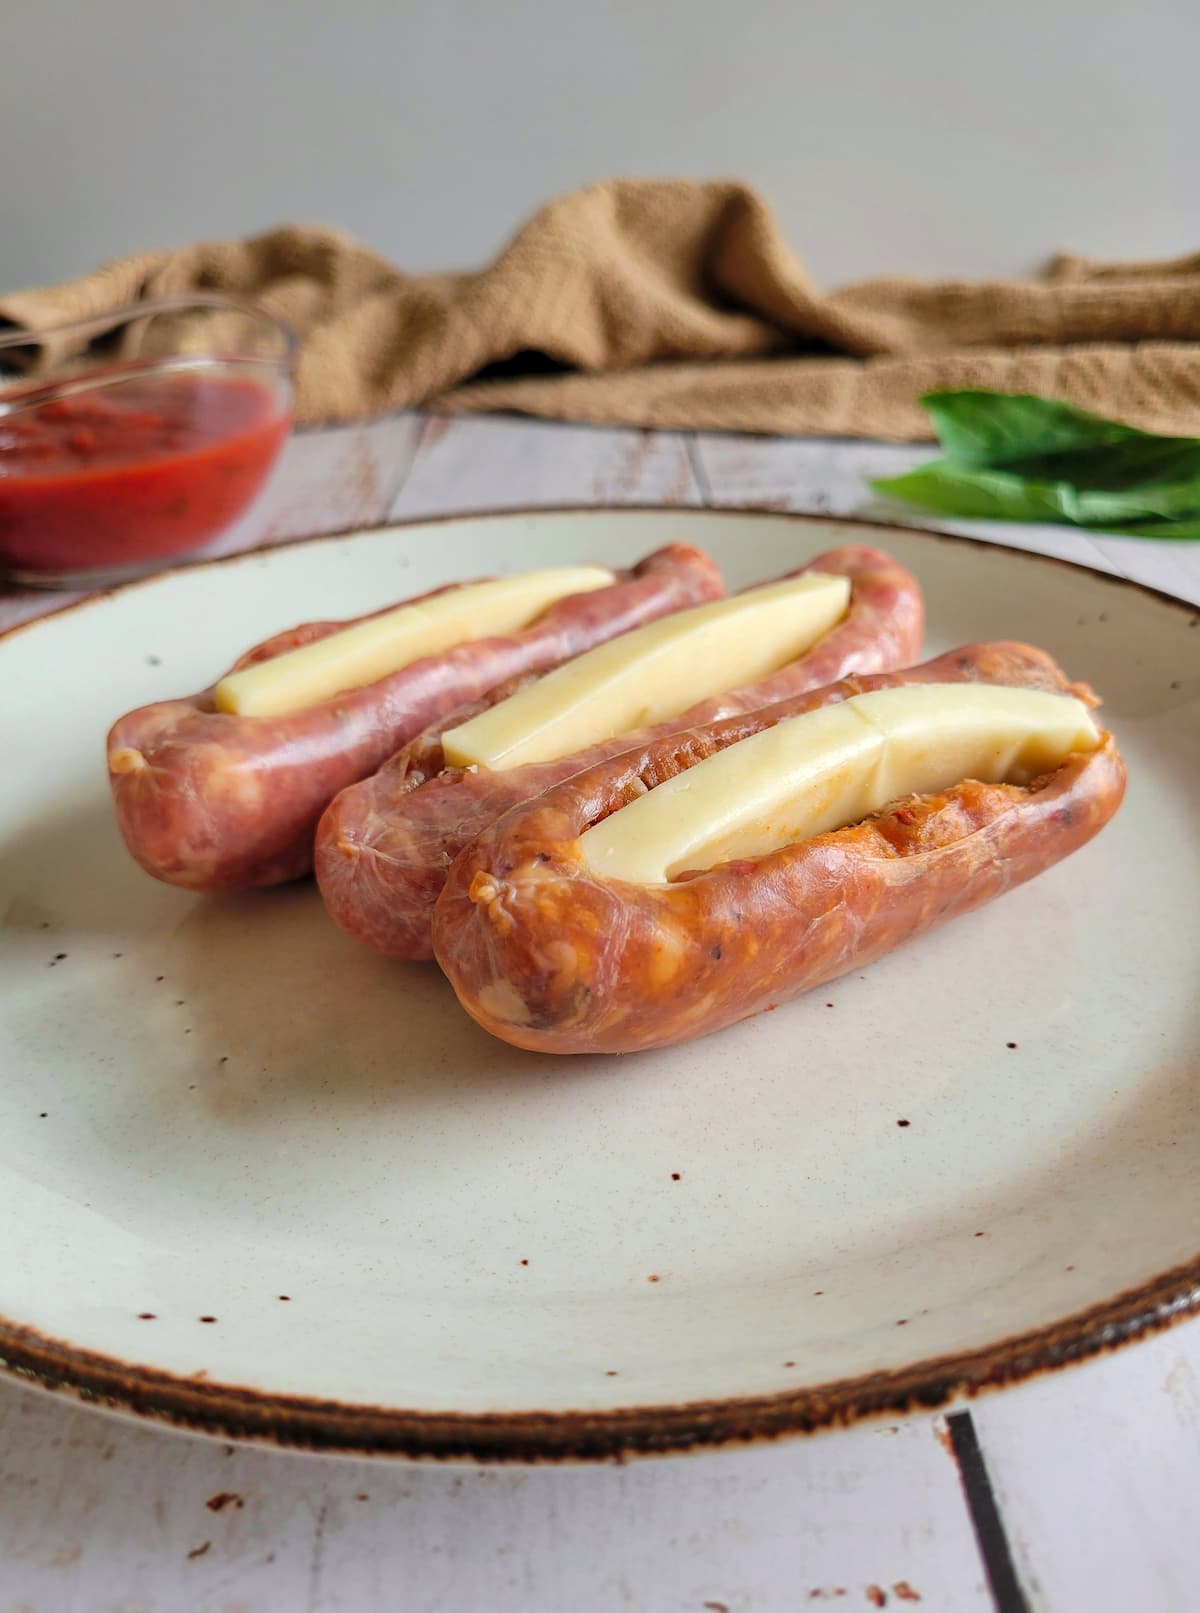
[
  {"xmin": 316, "ymin": 545, "xmax": 923, "ymax": 959},
  {"xmin": 431, "ymin": 642, "xmax": 1126, "ymax": 1056},
  {"xmin": 106, "ymin": 543, "xmax": 723, "ymax": 891}
]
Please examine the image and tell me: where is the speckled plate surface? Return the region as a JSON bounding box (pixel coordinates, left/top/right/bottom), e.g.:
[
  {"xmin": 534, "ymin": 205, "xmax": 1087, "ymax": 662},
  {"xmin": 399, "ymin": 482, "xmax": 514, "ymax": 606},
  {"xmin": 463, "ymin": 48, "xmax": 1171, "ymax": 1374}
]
[{"xmin": 1, "ymin": 510, "xmax": 1197, "ymax": 1461}]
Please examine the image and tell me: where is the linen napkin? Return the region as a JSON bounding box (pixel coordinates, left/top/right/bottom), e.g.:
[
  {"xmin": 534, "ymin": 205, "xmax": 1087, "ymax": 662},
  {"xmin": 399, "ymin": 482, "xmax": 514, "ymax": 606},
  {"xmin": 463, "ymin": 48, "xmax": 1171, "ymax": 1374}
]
[{"xmin": 4, "ymin": 180, "xmax": 1199, "ymax": 441}]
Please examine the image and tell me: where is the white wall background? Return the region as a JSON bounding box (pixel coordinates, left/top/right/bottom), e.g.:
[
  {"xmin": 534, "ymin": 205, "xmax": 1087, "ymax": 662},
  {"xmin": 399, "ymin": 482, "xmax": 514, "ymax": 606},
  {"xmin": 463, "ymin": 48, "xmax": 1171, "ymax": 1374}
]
[{"xmin": 4, "ymin": 0, "xmax": 1193, "ymax": 292}]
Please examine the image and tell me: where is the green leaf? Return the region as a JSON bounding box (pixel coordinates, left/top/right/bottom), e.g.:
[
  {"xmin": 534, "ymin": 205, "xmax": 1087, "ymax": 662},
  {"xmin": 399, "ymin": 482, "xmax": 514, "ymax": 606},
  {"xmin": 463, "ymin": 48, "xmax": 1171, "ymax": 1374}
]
[
  {"xmin": 872, "ymin": 390, "xmax": 1200, "ymax": 539},
  {"xmin": 1104, "ymin": 517, "xmax": 1200, "ymax": 541},
  {"xmin": 872, "ymin": 462, "xmax": 1073, "ymax": 523},
  {"xmin": 871, "ymin": 459, "xmax": 1200, "ymax": 528},
  {"xmin": 921, "ymin": 390, "xmax": 1151, "ymax": 468},
  {"xmin": 1008, "ymin": 438, "xmax": 1200, "ymax": 505}
]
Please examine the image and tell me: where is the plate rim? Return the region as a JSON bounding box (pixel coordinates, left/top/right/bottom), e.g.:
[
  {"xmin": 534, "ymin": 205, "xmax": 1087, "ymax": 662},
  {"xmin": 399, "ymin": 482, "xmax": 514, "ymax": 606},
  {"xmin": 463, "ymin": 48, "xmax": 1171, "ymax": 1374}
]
[{"xmin": 3, "ymin": 504, "xmax": 1198, "ymax": 1461}]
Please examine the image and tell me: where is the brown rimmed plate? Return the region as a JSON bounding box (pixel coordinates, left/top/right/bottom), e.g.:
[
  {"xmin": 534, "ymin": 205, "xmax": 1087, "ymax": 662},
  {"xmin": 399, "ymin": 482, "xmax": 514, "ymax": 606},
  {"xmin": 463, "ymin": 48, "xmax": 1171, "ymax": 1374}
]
[{"xmin": 1, "ymin": 508, "xmax": 1197, "ymax": 1461}]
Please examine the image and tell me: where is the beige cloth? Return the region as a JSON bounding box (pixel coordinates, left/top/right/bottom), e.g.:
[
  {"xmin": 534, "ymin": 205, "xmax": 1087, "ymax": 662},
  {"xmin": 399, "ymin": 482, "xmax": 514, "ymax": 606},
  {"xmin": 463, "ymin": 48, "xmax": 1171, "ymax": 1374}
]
[{"xmin": 4, "ymin": 179, "xmax": 1199, "ymax": 441}]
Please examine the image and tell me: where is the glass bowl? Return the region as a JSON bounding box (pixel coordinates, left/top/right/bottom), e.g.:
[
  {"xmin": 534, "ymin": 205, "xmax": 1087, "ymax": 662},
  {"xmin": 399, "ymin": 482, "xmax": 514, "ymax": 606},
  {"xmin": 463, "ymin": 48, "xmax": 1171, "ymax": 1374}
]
[{"xmin": 0, "ymin": 295, "xmax": 296, "ymax": 588}]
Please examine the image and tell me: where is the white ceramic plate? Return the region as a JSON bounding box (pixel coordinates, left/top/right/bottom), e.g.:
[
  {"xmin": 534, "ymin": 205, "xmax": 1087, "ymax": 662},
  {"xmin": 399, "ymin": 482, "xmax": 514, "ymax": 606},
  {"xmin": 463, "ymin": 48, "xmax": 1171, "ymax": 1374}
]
[{"xmin": 1, "ymin": 510, "xmax": 1197, "ymax": 1461}]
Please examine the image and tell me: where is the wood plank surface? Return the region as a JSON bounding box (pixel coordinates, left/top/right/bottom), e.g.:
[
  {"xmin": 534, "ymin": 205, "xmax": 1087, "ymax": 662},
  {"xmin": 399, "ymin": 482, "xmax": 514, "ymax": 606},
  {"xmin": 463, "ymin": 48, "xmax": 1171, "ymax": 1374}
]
[
  {"xmin": 389, "ymin": 416, "xmax": 703, "ymax": 517},
  {"xmin": 0, "ymin": 1386, "xmax": 992, "ymax": 1613},
  {"xmin": 970, "ymin": 1324, "xmax": 1200, "ymax": 1611}
]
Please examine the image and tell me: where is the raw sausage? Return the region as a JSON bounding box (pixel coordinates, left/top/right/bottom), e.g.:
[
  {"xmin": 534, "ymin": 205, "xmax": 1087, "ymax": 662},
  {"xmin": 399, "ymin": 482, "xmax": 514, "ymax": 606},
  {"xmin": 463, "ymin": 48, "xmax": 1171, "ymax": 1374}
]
[
  {"xmin": 431, "ymin": 643, "xmax": 1125, "ymax": 1056},
  {"xmin": 316, "ymin": 545, "xmax": 923, "ymax": 959},
  {"xmin": 435, "ymin": 642, "xmax": 1123, "ymax": 1056},
  {"xmin": 107, "ymin": 543, "xmax": 723, "ymax": 891}
]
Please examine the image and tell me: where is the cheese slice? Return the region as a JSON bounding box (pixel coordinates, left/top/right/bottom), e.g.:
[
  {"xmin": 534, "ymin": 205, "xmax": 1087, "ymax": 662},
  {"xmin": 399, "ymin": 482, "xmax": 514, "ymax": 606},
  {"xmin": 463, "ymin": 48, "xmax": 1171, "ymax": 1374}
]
[
  {"xmin": 441, "ymin": 571, "xmax": 851, "ymax": 771},
  {"xmin": 579, "ymin": 683, "xmax": 1101, "ymax": 885},
  {"xmin": 214, "ymin": 566, "xmax": 616, "ymax": 718}
]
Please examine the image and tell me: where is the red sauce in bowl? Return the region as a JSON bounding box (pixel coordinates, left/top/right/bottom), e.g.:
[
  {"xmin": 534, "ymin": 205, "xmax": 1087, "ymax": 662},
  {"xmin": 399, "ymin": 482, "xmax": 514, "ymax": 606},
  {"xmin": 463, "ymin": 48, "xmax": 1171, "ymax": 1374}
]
[{"xmin": 0, "ymin": 369, "xmax": 290, "ymax": 579}]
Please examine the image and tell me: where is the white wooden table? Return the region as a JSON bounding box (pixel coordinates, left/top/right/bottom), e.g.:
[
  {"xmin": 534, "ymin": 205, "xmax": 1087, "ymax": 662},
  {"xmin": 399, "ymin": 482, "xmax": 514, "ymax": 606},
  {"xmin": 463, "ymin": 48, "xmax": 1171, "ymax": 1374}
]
[{"xmin": 2, "ymin": 413, "xmax": 1198, "ymax": 1613}]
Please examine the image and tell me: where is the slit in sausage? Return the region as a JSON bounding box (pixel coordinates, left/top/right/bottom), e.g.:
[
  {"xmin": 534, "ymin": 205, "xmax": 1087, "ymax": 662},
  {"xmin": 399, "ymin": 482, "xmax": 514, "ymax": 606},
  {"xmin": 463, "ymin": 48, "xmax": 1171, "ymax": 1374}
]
[{"xmin": 577, "ymin": 683, "xmax": 1101, "ymax": 885}]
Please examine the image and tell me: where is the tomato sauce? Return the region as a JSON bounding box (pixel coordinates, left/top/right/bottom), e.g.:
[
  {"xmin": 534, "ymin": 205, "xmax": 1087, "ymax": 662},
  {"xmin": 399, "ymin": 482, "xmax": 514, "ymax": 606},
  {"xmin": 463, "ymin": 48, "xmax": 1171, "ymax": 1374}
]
[{"xmin": 0, "ymin": 369, "xmax": 290, "ymax": 576}]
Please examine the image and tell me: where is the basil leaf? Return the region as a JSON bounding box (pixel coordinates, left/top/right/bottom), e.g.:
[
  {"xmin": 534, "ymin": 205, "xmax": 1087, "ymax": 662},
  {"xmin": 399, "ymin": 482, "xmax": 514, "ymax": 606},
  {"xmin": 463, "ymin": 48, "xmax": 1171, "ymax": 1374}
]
[
  {"xmin": 871, "ymin": 460, "xmax": 1200, "ymax": 527},
  {"xmin": 874, "ymin": 391, "xmax": 1200, "ymax": 538},
  {"xmin": 996, "ymin": 438, "xmax": 1200, "ymax": 507},
  {"xmin": 1104, "ymin": 517, "xmax": 1200, "ymax": 541},
  {"xmin": 872, "ymin": 463, "xmax": 1071, "ymax": 523},
  {"xmin": 922, "ymin": 390, "xmax": 1151, "ymax": 468}
]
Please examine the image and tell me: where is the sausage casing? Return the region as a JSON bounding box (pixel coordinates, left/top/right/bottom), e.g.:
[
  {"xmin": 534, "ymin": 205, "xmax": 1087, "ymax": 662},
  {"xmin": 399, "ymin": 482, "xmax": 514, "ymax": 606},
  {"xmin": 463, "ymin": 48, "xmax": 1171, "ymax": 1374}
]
[
  {"xmin": 107, "ymin": 543, "xmax": 723, "ymax": 891},
  {"xmin": 431, "ymin": 642, "xmax": 1126, "ymax": 1056},
  {"xmin": 316, "ymin": 545, "xmax": 924, "ymax": 958}
]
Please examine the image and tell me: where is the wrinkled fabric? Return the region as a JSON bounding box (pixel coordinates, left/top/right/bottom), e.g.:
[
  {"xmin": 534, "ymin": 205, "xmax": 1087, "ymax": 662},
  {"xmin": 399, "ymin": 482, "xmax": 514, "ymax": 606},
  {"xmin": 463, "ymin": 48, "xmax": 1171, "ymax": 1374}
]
[{"xmin": 6, "ymin": 180, "xmax": 1200, "ymax": 441}]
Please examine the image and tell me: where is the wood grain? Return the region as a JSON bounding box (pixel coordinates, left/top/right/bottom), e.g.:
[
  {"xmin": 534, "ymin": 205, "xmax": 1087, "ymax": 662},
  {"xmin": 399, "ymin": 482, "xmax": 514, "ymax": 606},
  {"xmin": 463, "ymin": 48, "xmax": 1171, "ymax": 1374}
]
[
  {"xmin": 971, "ymin": 1326, "xmax": 1200, "ymax": 1611},
  {"xmin": 390, "ymin": 416, "xmax": 703, "ymax": 517},
  {"xmin": 0, "ymin": 1386, "xmax": 992, "ymax": 1613}
]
